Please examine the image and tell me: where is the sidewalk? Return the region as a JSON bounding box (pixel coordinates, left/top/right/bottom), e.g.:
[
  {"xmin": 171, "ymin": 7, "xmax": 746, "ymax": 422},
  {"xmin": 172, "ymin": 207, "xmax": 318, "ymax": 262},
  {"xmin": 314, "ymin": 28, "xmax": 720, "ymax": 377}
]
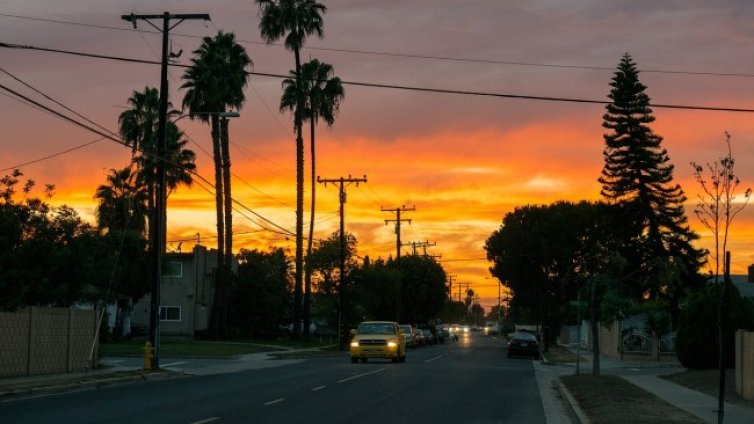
[
  {"xmin": 0, "ymin": 366, "xmax": 171, "ymax": 399},
  {"xmin": 547, "ymin": 347, "xmax": 754, "ymax": 424},
  {"xmin": 0, "ymin": 347, "xmax": 333, "ymax": 399}
]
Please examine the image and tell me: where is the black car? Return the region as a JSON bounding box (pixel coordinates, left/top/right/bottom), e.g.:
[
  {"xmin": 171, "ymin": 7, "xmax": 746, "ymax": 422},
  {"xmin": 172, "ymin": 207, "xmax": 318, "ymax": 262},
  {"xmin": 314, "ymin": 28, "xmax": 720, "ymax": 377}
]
[{"xmin": 507, "ymin": 332, "xmax": 540, "ymax": 358}]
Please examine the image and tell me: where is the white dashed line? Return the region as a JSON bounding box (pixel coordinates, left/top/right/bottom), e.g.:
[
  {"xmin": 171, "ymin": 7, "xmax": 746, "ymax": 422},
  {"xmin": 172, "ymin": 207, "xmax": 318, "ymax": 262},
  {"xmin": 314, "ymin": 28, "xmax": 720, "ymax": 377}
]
[
  {"xmin": 190, "ymin": 418, "xmax": 220, "ymax": 424},
  {"xmin": 424, "ymin": 355, "xmax": 444, "ymax": 363},
  {"xmin": 160, "ymin": 361, "xmax": 186, "ymax": 368},
  {"xmin": 264, "ymin": 398, "xmax": 286, "ymax": 406},
  {"xmin": 312, "ymin": 386, "xmax": 327, "ymax": 391},
  {"xmin": 337, "ymin": 368, "xmax": 386, "ymax": 383}
]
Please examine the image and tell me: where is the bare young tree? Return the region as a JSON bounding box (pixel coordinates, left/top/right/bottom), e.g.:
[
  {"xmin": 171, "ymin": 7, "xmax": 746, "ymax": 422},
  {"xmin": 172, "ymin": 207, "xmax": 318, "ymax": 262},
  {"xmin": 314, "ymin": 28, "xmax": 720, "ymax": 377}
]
[
  {"xmin": 690, "ymin": 131, "xmax": 751, "ymax": 423},
  {"xmin": 690, "ymin": 132, "xmax": 752, "ymax": 283}
]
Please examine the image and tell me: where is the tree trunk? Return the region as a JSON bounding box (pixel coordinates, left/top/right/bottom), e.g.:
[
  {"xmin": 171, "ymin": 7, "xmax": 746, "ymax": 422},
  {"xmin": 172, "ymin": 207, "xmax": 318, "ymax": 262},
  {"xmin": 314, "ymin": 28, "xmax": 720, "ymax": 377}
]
[
  {"xmin": 304, "ymin": 115, "xmax": 316, "ymax": 338},
  {"xmin": 209, "ymin": 115, "xmax": 226, "ymax": 339},
  {"xmin": 292, "ymin": 46, "xmax": 305, "ymax": 338},
  {"xmin": 221, "ymin": 116, "xmax": 233, "ymax": 339},
  {"xmin": 718, "ymin": 252, "xmax": 730, "ymax": 424},
  {"xmin": 590, "ymin": 277, "xmax": 600, "ymax": 376}
]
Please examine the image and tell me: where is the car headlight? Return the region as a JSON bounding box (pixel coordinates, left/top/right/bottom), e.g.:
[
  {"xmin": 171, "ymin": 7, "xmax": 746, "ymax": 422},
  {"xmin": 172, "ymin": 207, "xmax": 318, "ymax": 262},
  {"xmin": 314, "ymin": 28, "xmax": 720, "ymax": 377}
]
[
  {"xmin": 350, "ymin": 341, "xmax": 359, "ymax": 347},
  {"xmin": 387, "ymin": 341, "xmax": 397, "ymax": 348}
]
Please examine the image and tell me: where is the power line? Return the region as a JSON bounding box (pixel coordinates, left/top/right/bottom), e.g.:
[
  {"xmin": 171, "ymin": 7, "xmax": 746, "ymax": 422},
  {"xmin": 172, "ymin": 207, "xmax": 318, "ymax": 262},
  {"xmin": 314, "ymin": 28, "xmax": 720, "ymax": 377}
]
[
  {"xmin": 0, "ymin": 65, "xmax": 295, "ymax": 236},
  {"xmin": 3, "ymin": 12, "xmax": 754, "ymax": 79},
  {"xmin": 4, "ymin": 42, "xmax": 754, "ymax": 113},
  {"xmin": 0, "ymin": 81, "xmax": 295, "ymax": 238},
  {"xmin": 0, "ymin": 137, "xmax": 105, "ymax": 172},
  {"xmin": 0, "ymin": 66, "xmax": 114, "ymax": 135}
]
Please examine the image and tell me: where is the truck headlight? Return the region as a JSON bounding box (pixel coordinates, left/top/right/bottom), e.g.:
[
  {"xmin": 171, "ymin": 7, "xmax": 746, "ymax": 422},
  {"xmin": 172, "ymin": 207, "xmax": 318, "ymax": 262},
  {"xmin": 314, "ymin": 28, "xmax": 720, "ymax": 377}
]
[
  {"xmin": 350, "ymin": 341, "xmax": 359, "ymax": 347},
  {"xmin": 387, "ymin": 341, "xmax": 397, "ymax": 348}
]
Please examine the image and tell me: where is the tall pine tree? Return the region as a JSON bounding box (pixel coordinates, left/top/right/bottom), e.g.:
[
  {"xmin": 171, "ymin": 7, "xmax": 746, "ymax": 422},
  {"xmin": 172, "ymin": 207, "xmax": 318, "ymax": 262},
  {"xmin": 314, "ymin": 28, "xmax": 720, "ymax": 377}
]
[{"xmin": 599, "ymin": 53, "xmax": 703, "ymax": 316}]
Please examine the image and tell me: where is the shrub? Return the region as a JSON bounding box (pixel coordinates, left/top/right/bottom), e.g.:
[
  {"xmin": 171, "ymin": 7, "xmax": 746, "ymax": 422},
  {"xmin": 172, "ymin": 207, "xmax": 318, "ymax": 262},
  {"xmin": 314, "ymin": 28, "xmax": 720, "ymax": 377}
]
[{"xmin": 676, "ymin": 283, "xmax": 754, "ymax": 369}]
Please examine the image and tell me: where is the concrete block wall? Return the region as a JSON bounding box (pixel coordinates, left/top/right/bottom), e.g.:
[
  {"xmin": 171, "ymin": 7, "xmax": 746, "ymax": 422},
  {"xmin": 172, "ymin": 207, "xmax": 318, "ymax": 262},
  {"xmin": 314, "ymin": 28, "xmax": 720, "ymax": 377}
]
[
  {"xmin": 0, "ymin": 307, "xmax": 98, "ymax": 378},
  {"xmin": 0, "ymin": 310, "xmax": 30, "ymax": 377},
  {"xmin": 69, "ymin": 309, "xmax": 98, "ymax": 372}
]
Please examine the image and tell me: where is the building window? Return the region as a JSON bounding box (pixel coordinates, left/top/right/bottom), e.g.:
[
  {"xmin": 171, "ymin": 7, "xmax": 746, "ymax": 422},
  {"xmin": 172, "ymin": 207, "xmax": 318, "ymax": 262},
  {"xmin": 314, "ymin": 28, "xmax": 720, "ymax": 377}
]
[
  {"xmin": 163, "ymin": 261, "xmax": 182, "ymax": 277},
  {"xmin": 159, "ymin": 306, "xmax": 181, "ymax": 322}
]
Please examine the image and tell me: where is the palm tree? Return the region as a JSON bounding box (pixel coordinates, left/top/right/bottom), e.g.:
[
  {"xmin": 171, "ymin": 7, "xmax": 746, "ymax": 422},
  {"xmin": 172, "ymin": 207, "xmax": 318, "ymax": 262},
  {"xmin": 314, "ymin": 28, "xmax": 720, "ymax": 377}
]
[
  {"xmin": 134, "ymin": 123, "xmax": 197, "ymax": 250},
  {"xmin": 94, "ymin": 166, "xmax": 148, "ymax": 234},
  {"xmin": 281, "ymin": 58, "xmax": 344, "ymax": 336},
  {"xmin": 119, "ymin": 87, "xmax": 196, "ymax": 251},
  {"xmin": 257, "ymin": 0, "xmax": 327, "ymax": 338},
  {"xmin": 181, "ymin": 31, "xmax": 251, "ymax": 338}
]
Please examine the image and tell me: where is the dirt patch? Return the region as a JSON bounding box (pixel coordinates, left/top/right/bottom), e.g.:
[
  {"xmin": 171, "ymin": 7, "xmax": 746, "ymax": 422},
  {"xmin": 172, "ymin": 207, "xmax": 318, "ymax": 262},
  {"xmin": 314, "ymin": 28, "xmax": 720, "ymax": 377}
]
[
  {"xmin": 661, "ymin": 369, "xmax": 754, "ymax": 410},
  {"xmin": 542, "ymin": 344, "xmax": 585, "ymax": 364},
  {"xmin": 561, "ymin": 375, "xmax": 705, "ymax": 424}
]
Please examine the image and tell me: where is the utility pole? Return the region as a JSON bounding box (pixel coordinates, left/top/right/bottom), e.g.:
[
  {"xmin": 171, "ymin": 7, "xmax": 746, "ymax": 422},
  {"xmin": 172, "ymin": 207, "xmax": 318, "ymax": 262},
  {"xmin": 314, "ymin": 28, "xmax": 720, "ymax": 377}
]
[
  {"xmin": 458, "ymin": 282, "xmax": 470, "ymax": 303},
  {"xmin": 419, "ymin": 240, "xmax": 437, "ymax": 256},
  {"xmin": 382, "ymin": 205, "xmax": 414, "ymax": 260},
  {"xmin": 447, "ymin": 274, "xmax": 457, "ymax": 300},
  {"xmin": 121, "ymin": 11, "xmax": 210, "ymax": 370},
  {"xmin": 318, "ymin": 175, "xmax": 367, "ymax": 349},
  {"xmin": 405, "ymin": 240, "xmax": 432, "ymax": 256}
]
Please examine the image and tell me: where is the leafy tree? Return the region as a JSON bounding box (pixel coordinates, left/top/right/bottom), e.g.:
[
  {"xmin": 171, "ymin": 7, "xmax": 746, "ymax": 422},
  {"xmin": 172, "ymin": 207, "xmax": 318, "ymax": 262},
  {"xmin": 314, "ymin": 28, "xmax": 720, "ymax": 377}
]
[
  {"xmin": 470, "ymin": 303, "xmax": 485, "ymax": 327},
  {"xmin": 230, "ymin": 248, "xmax": 292, "ymax": 338},
  {"xmin": 598, "ymin": 53, "xmax": 704, "ymax": 308},
  {"xmin": 308, "ymin": 231, "xmax": 356, "ymax": 331},
  {"xmin": 257, "ymin": 0, "xmax": 327, "ymax": 338},
  {"xmin": 0, "ymin": 171, "xmax": 149, "ymax": 313},
  {"xmin": 281, "ymin": 58, "xmax": 344, "ymax": 337},
  {"xmin": 181, "ymin": 31, "xmax": 252, "ymax": 338},
  {"xmin": 676, "ymin": 284, "xmax": 754, "ymax": 369},
  {"xmin": 350, "ymin": 257, "xmax": 401, "ymax": 322},
  {"xmin": 394, "ymin": 255, "xmax": 447, "ymax": 324},
  {"xmin": 439, "ymin": 299, "xmax": 467, "ymax": 324},
  {"xmin": 486, "ymin": 201, "xmax": 623, "ymax": 347}
]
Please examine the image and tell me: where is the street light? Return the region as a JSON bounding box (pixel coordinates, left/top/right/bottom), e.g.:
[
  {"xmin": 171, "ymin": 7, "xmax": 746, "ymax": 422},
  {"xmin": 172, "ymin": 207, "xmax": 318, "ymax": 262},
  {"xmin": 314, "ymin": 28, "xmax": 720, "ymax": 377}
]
[
  {"xmin": 173, "ymin": 110, "xmax": 240, "ymax": 123},
  {"xmin": 151, "ymin": 109, "xmax": 240, "ymax": 368}
]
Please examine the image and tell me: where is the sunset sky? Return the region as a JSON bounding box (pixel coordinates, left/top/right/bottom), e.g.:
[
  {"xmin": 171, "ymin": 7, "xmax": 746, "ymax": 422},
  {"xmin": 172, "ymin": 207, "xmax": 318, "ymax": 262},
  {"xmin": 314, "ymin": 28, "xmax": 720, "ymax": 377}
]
[{"xmin": 3, "ymin": 1, "xmax": 754, "ymax": 311}]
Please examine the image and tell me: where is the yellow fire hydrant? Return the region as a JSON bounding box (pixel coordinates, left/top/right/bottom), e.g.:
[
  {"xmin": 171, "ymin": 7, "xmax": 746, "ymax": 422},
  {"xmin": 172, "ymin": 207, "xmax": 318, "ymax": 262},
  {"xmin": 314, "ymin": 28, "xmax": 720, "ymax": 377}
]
[{"xmin": 143, "ymin": 341, "xmax": 154, "ymax": 370}]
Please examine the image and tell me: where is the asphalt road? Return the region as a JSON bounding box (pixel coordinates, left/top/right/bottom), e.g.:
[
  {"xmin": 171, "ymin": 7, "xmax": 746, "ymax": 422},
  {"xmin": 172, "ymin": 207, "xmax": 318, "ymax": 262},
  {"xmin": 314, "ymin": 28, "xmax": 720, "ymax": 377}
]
[{"xmin": 0, "ymin": 333, "xmax": 546, "ymax": 424}]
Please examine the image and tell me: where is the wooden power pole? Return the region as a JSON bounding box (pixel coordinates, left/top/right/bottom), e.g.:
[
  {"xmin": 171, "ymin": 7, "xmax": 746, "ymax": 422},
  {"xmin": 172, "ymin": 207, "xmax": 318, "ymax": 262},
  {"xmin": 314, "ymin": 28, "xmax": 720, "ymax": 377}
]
[
  {"xmin": 382, "ymin": 205, "xmax": 414, "ymax": 260},
  {"xmin": 121, "ymin": 11, "xmax": 209, "ymax": 369},
  {"xmin": 317, "ymin": 175, "xmax": 366, "ymax": 349}
]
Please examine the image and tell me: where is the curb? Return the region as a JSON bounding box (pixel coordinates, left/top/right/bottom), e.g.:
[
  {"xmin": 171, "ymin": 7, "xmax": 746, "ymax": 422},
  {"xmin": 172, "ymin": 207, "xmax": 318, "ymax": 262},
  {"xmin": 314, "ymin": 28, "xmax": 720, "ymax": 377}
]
[
  {"xmin": 555, "ymin": 377, "xmax": 591, "ymax": 424},
  {"xmin": 0, "ymin": 371, "xmax": 179, "ymax": 400}
]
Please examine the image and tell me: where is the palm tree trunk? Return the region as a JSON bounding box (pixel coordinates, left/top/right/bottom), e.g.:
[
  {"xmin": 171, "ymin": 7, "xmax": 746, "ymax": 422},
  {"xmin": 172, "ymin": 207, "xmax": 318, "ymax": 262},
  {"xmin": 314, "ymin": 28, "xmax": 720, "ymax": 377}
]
[
  {"xmin": 221, "ymin": 116, "xmax": 233, "ymax": 337},
  {"xmin": 209, "ymin": 115, "xmax": 226, "ymax": 338},
  {"xmin": 293, "ymin": 46, "xmax": 305, "ymax": 338},
  {"xmin": 304, "ymin": 115, "xmax": 317, "ymax": 338}
]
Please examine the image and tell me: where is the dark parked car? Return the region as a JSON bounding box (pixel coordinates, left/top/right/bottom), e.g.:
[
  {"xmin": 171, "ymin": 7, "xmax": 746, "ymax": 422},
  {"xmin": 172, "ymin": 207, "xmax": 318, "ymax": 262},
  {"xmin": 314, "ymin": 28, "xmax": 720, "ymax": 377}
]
[{"xmin": 507, "ymin": 332, "xmax": 540, "ymax": 359}]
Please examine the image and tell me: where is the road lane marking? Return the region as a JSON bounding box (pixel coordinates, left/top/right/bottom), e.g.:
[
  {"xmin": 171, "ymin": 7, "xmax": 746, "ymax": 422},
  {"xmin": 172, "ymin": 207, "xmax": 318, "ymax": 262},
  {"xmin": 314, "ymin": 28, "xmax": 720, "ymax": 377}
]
[
  {"xmin": 264, "ymin": 398, "xmax": 286, "ymax": 406},
  {"xmin": 337, "ymin": 368, "xmax": 385, "ymax": 383},
  {"xmin": 190, "ymin": 418, "xmax": 220, "ymax": 424},
  {"xmin": 312, "ymin": 386, "xmax": 327, "ymax": 391},
  {"xmin": 160, "ymin": 361, "xmax": 187, "ymax": 368},
  {"xmin": 424, "ymin": 355, "xmax": 444, "ymax": 363}
]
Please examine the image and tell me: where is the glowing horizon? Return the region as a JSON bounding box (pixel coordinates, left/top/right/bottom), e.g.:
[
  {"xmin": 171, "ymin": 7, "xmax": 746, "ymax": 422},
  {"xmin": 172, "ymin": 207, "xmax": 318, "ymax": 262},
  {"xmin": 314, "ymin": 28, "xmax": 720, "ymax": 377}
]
[{"xmin": 4, "ymin": 1, "xmax": 754, "ymax": 311}]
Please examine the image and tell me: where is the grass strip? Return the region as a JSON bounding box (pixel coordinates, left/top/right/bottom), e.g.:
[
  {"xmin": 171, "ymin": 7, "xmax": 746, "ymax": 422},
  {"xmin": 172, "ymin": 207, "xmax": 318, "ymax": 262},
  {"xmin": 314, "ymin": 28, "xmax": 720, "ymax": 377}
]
[{"xmin": 561, "ymin": 374, "xmax": 705, "ymax": 424}]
